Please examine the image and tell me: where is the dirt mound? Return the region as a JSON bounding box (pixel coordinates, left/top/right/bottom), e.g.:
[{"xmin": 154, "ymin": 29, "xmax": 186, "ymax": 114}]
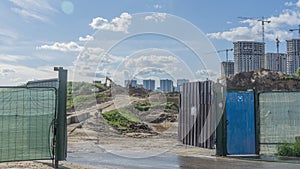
[
  {"xmin": 150, "ymin": 113, "xmax": 177, "ymax": 123},
  {"xmin": 226, "ymin": 69, "xmax": 300, "ymax": 91}
]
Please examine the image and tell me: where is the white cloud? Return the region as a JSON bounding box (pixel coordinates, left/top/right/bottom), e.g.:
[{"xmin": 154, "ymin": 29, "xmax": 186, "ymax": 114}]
[
  {"xmin": 196, "ymin": 69, "xmax": 218, "ymax": 79},
  {"xmin": 285, "ymin": 1, "xmax": 295, "ymax": 6},
  {"xmin": 145, "ymin": 13, "xmax": 167, "ymax": 22},
  {"xmin": 0, "ymin": 54, "xmax": 31, "ymax": 62},
  {"xmin": 0, "ymin": 64, "xmax": 56, "ymax": 85},
  {"xmin": 207, "ymin": 27, "xmax": 258, "ymax": 41},
  {"xmin": 123, "ymin": 55, "xmax": 179, "ymax": 69},
  {"xmin": 112, "ymin": 54, "xmax": 186, "ymax": 84},
  {"xmin": 0, "ymin": 68, "xmax": 16, "ymax": 76},
  {"xmin": 9, "ymin": 0, "xmax": 57, "ymax": 22},
  {"xmin": 0, "ymin": 29, "xmax": 18, "ymax": 39},
  {"xmin": 89, "ymin": 12, "xmax": 132, "ymax": 33},
  {"xmin": 153, "ymin": 4, "xmax": 162, "ymax": 9},
  {"xmin": 37, "ymin": 41, "xmax": 83, "ymax": 52},
  {"xmin": 208, "ymin": 9, "xmax": 300, "ymax": 42},
  {"xmin": 284, "ymin": 0, "xmax": 300, "ymax": 7},
  {"xmin": 79, "ymin": 35, "xmax": 94, "ymax": 42}
]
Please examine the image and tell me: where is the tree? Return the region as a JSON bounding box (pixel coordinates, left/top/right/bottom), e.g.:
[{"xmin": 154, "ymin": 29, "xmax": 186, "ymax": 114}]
[{"xmin": 296, "ymin": 67, "xmax": 300, "ymax": 77}]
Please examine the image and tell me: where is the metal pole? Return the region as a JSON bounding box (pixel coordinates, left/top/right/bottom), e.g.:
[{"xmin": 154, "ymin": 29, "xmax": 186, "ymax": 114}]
[
  {"xmin": 276, "ymin": 38, "xmax": 280, "ymax": 71},
  {"xmin": 226, "ymin": 49, "xmax": 229, "ymax": 76},
  {"xmin": 54, "ymin": 67, "xmax": 68, "ymax": 168}
]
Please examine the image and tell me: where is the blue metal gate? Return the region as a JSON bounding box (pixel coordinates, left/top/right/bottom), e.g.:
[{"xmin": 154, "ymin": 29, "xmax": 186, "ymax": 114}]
[{"xmin": 226, "ymin": 91, "xmax": 256, "ymax": 154}]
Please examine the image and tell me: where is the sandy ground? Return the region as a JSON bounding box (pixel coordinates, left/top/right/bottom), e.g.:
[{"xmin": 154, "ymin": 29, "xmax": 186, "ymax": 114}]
[
  {"xmin": 0, "ymin": 160, "xmax": 98, "ymax": 169},
  {"xmin": 1, "ymin": 96, "xmax": 215, "ymax": 168}
]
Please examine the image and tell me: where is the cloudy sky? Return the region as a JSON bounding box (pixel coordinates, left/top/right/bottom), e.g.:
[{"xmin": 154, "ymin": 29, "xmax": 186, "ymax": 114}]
[{"xmin": 1, "ymin": 0, "xmax": 300, "ymax": 86}]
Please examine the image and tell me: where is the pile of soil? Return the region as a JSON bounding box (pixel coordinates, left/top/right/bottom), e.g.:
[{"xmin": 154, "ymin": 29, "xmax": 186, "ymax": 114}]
[
  {"xmin": 150, "ymin": 113, "xmax": 177, "ymax": 123},
  {"xmin": 226, "ymin": 69, "xmax": 300, "ymax": 91}
]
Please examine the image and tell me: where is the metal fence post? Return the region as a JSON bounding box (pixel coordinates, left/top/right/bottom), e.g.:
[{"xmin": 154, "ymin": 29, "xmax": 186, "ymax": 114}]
[
  {"xmin": 215, "ymin": 84, "xmax": 227, "ymax": 156},
  {"xmin": 54, "ymin": 67, "xmax": 68, "ymax": 168}
]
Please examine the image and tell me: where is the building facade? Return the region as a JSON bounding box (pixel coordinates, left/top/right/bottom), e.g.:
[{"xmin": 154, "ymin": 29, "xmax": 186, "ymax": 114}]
[
  {"xmin": 124, "ymin": 80, "xmax": 137, "ymax": 87},
  {"xmin": 176, "ymin": 79, "xmax": 189, "ymax": 92},
  {"xmin": 221, "ymin": 61, "xmax": 234, "ymax": 77},
  {"xmin": 160, "ymin": 79, "xmax": 173, "ymax": 92},
  {"xmin": 233, "ymin": 41, "xmax": 265, "ymax": 74},
  {"xmin": 286, "ymin": 39, "xmax": 300, "ymax": 75},
  {"xmin": 265, "ymin": 53, "xmax": 287, "ymax": 73},
  {"xmin": 143, "ymin": 79, "xmax": 155, "ymax": 91}
]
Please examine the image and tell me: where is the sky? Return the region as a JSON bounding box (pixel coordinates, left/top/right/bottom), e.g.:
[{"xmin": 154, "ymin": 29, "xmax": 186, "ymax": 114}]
[{"xmin": 1, "ymin": 0, "xmax": 300, "ymax": 86}]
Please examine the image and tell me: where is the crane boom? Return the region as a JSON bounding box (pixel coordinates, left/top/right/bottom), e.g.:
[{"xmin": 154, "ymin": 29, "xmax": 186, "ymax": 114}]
[
  {"xmin": 289, "ymin": 25, "xmax": 300, "ymax": 38},
  {"xmin": 218, "ymin": 48, "xmax": 233, "ymax": 76},
  {"xmin": 238, "ymin": 16, "xmax": 271, "ymax": 43}
]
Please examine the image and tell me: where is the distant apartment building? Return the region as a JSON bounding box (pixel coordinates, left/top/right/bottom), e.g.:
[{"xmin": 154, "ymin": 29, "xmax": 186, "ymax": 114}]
[
  {"xmin": 160, "ymin": 79, "xmax": 173, "ymax": 92},
  {"xmin": 176, "ymin": 79, "xmax": 189, "ymax": 92},
  {"xmin": 143, "ymin": 79, "xmax": 155, "ymax": 91},
  {"xmin": 234, "ymin": 41, "xmax": 265, "ymax": 73},
  {"xmin": 221, "ymin": 61, "xmax": 234, "ymax": 77},
  {"xmin": 124, "ymin": 80, "xmax": 137, "ymax": 87},
  {"xmin": 286, "ymin": 39, "xmax": 300, "ymax": 75},
  {"xmin": 265, "ymin": 53, "xmax": 287, "ymax": 73}
]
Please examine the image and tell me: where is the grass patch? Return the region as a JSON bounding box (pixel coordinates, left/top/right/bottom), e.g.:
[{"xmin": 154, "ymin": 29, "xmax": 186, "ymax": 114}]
[
  {"xmin": 135, "ymin": 102, "xmax": 178, "ymax": 111},
  {"xmin": 102, "ymin": 109, "xmax": 140, "ymax": 131},
  {"xmin": 164, "ymin": 102, "xmax": 179, "ymax": 111},
  {"xmin": 135, "ymin": 103, "xmax": 152, "ymax": 111}
]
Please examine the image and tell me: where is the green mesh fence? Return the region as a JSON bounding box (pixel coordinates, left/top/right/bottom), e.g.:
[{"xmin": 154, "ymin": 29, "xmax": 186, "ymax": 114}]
[
  {"xmin": 0, "ymin": 87, "xmax": 56, "ymax": 162},
  {"xmin": 259, "ymin": 92, "xmax": 300, "ymax": 155}
]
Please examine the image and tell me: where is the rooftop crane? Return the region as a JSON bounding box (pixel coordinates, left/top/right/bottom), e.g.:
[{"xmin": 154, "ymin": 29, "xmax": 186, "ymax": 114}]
[
  {"xmin": 238, "ymin": 16, "xmax": 271, "ymax": 44},
  {"xmin": 218, "ymin": 48, "xmax": 233, "ymax": 76},
  {"xmin": 289, "ymin": 25, "xmax": 300, "ymax": 38},
  {"xmin": 238, "ymin": 17, "xmax": 271, "ymax": 68},
  {"xmin": 217, "ymin": 48, "xmax": 233, "ymax": 62}
]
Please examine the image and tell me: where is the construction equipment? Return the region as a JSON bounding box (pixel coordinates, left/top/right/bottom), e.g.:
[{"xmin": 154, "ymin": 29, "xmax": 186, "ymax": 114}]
[
  {"xmin": 238, "ymin": 16, "xmax": 271, "ymax": 43},
  {"xmin": 289, "ymin": 25, "xmax": 300, "ymax": 38},
  {"xmin": 217, "ymin": 48, "xmax": 233, "ymax": 62},
  {"xmin": 105, "ymin": 76, "xmax": 113, "ymax": 87},
  {"xmin": 238, "ymin": 17, "xmax": 271, "ymax": 68},
  {"xmin": 218, "ymin": 48, "xmax": 233, "ymax": 76}
]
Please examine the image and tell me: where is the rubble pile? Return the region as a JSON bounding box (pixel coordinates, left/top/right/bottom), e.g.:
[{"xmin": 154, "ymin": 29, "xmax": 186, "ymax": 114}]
[{"xmin": 226, "ymin": 69, "xmax": 300, "ymax": 91}]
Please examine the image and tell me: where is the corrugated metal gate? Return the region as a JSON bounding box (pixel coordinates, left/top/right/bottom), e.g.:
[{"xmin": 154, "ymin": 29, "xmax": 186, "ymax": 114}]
[
  {"xmin": 178, "ymin": 81, "xmax": 215, "ymax": 149},
  {"xmin": 226, "ymin": 91, "xmax": 256, "ymax": 155}
]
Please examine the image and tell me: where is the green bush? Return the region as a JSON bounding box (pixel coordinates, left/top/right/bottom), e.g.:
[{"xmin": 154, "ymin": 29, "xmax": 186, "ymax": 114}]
[
  {"xmin": 294, "ymin": 140, "xmax": 300, "ymax": 157},
  {"xmin": 278, "ymin": 142, "xmax": 294, "ymax": 156},
  {"xmin": 277, "ymin": 140, "xmax": 300, "ymax": 157}
]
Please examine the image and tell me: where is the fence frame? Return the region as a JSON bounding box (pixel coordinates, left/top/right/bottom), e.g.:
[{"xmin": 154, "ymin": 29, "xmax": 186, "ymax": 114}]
[
  {"xmin": 257, "ymin": 90, "xmax": 300, "ymax": 155},
  {"xmin": 0, "ymin": 67, "xmax": 68, "ymax": 168},
  {"xmin": 0, "ymin": 86, "xmax": 57, "ymax": 162}
]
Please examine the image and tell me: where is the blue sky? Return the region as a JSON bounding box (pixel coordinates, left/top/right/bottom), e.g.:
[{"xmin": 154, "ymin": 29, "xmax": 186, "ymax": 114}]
[{"xmin": 1, "ymin": 0, "xmax": 300, "ymax": 85}]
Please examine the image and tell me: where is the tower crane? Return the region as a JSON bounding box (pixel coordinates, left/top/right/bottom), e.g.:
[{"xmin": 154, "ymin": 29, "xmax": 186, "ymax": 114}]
[
  {"xmin": 289, "ymin": 25, "xmax": 300, "ymax": 38},
  {"xmin": 238, "ymin": 17, "xmax": 271, "ymax": 68},
  {"xmin": 238, "ymin": 16, "xmax": 271, "ymax": 43},
  {"xmin": 218, "ymin": 48, "xmax": 233, "ymax": 76}
]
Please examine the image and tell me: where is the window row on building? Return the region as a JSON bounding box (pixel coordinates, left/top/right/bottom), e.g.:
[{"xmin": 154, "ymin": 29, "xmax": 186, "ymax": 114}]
[{"xmin": 222, "ymin": 39, "xmax": 300, "ymax": 76}]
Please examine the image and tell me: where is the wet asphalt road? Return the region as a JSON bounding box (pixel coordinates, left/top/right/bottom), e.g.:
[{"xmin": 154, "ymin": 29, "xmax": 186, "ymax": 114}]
[{"xmin": 67, "ymin": 151, "xmax": 300, "ymax": 169}]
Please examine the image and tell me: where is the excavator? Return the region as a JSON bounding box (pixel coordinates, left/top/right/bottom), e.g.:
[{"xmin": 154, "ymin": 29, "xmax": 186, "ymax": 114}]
[{"xmin": 104, "ymin": 76, "xmax": 113, "ymax": 88}]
